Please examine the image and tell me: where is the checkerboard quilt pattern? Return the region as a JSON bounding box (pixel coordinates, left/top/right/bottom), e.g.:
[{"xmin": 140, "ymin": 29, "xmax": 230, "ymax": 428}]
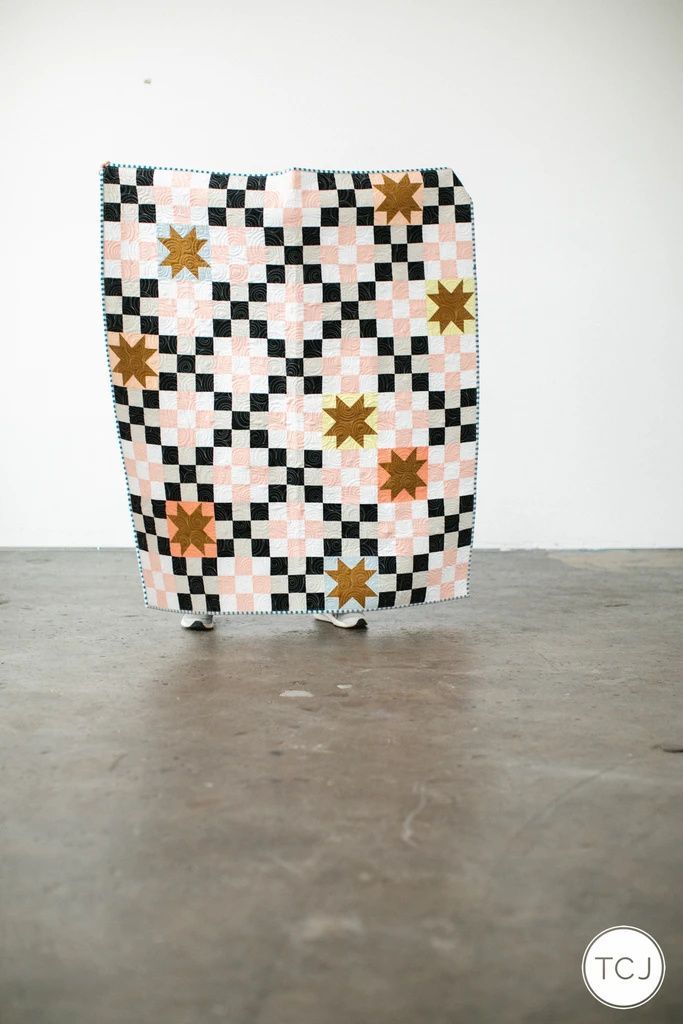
[{"xmin": 102, "ymin": 165, "xmax": 478, "ymax": 614}]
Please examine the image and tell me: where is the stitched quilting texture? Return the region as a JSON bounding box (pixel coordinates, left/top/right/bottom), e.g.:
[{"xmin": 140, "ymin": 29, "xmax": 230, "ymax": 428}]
[{"xmin": 101, "ymin": 164, "xmax": 478, "ymax": 614}]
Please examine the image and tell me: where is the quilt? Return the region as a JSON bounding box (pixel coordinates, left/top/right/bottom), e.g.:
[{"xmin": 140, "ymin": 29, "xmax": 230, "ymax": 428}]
[{"xmin": 100, "ymin": 164, "xmax": 478, "ymax": 615}]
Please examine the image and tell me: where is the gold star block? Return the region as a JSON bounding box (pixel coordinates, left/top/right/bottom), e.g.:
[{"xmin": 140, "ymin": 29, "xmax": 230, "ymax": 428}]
[
  {"xmin": 322, "ymin": 393, "xmax": 378, "ymax": 450},
  {"xmin": 326, "ymin": 558, "xmax": 377, "ymax": 610},
  {"xmin": 108, "ymin": 332, "xmax": 159, "ymax": 389},
  {"xmin": 426, "ymin": 278, "xmax": 476, "ymax": 335},
  {"xmin": 378, "ymin": 447, "xmax": 428, "ymax": 502},
  {"xmin": 166, "ymin": 501, "xmax": 216, "ymax": 558},
  {"xmin": 159, "ymin": 225, "xmax": 210, "ymax": 279},
  {"xmin": 371, "ymin": 172, "xmax": 423, "ymax": 225}
]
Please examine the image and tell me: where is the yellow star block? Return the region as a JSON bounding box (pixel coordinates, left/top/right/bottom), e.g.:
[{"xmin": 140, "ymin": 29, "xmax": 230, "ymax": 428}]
[{"xmin": 426, "ymin": 278, "xmax": 476, "ymax": 335}]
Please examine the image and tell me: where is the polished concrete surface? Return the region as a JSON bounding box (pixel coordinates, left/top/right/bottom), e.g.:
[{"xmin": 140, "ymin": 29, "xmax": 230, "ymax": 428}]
[{"xmin": 1, "ymin": 549, "xmax": 682, "ymax": 1023}]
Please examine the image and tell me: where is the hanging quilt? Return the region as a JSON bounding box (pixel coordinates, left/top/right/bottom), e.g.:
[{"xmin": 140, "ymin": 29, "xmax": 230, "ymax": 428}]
[{"xmin": 101, "ymin": 164, "xmax": 478, "ymax": 615}]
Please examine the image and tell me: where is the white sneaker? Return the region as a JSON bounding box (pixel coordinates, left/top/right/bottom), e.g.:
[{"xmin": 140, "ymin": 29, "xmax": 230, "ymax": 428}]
[
  {"xmin": 180, "ymin": 614, "xmax": 214, "ymax": 631},
  {"xmin": 314, "ymin": 611, "xmax": 367, "ymax": 630}
]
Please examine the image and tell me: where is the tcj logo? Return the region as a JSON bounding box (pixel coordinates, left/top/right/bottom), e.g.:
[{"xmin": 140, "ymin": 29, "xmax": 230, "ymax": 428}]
[{"xmin": 582, "ymin": 926, "xmax": 665, "ymax": 1008}]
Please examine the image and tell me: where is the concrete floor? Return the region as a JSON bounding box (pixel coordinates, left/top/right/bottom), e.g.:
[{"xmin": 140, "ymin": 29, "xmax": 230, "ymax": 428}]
[{"xmin": 1, "ymin": 549, "xmax": 682, "ymax": 1024}]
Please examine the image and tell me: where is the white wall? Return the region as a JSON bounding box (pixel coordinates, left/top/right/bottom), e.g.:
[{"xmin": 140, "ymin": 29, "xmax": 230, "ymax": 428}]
[{"xmin": 1, "ymin": 0, "xmax": 681, "ymax": 548}]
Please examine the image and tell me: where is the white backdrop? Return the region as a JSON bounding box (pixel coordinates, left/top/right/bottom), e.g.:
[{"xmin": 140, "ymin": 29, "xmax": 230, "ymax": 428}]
[{"xmin": 1, "ymin": 0, "xmax": 681, "ymax": 548}]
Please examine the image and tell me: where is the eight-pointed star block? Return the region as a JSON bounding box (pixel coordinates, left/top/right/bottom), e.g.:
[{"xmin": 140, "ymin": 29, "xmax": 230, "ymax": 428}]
[
  {"xmin": 157, "ymin": 224, "xmax": 211, "ymax": 281},
  {"xmin": 426, "ymin": 278, "xmax": 476, "ymax": 335},
  {"xmin": 108, "ymin": 332, "xmax": 159, "ymax": 389},
  {"xmin": 325, "ymin": 556, "xmax": 378, "ymax": 610},
  {"xmin": 321, "ymin": 393, "xmax": 378, "ymax": 450},
  {"xmin": 166, "ymin": 500, "xmax": 217, "ymax": 558},
  {"xmin": 370, "ymin": 172, "xmax": 424, "ymax": 226},
  {"xmin": 378, "ymin": 446, "xmax": 429, "ymax": 502}
]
